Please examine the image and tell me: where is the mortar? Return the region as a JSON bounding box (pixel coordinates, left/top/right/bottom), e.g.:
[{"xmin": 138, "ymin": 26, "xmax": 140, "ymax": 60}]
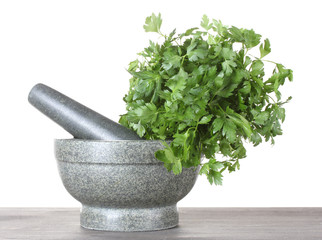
[{"xmin": 55, "ymin": 139, "xmax": 199, "ymax": 232}]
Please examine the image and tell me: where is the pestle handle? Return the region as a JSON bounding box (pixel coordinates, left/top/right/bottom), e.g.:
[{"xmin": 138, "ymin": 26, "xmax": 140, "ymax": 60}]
[{"xmin": 28, "ymin": 83, "xmax": 142, "ymax": 140}]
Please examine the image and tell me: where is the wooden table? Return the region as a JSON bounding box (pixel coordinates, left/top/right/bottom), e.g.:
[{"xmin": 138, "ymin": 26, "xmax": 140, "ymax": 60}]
[{"xmin": 1, "ymin": 208, "xmax": 321, "ymax": 239}]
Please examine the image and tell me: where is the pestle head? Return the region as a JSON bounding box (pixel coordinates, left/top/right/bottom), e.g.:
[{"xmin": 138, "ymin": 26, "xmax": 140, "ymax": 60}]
[{"xmin": 28, "ymin": 83, "xmax": 142, "ymax": 141}]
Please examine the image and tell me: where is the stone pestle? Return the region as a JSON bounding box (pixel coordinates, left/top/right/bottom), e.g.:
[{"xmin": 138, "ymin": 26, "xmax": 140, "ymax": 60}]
[{"xmin": 28, "ymin": 83, "xmax": 141, "ymax": 140}]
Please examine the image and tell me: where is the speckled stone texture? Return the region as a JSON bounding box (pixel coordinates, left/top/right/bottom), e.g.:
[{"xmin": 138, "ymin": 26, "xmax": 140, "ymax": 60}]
[
  {"xmin": 54, "ymin": 139, "xmax": 199, "ymax": 232},
  {"xmin": 28, "ymin": 83, "xmax": 141, "ymax": 140}
]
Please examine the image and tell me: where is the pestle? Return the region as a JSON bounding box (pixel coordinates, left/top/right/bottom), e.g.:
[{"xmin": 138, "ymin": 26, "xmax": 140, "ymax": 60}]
[{"xmin": 28, "ymin": 83, "xmax": 141, "ymax": 140}]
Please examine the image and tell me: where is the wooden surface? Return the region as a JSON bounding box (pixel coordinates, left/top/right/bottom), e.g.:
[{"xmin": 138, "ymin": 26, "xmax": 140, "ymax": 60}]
[{"xmin": 1, "ymin": 208, "xmax": 322, "ymax": 239}]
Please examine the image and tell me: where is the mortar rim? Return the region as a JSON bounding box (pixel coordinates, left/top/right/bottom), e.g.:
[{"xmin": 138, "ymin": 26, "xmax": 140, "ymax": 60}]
[
  {"xmin": 54, "ymin": 138, "xmax": 171, "ymax": 164},
  {"xmin": 54, "ymin": 138, "xmax": 171, "ymax": 143}
]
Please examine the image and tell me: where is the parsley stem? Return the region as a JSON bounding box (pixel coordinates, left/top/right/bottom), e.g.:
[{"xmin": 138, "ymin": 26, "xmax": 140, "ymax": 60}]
[
  {"xmin": 217, "ymin": 104, "xmax": 225, "ymax": 113},
  {"xmin": 220, "ymin": 166, "xmax": 227, "ymax": 173},
  {"xmin": 181, "ymin": 55, "xmax": 187, "ymax": 66},
  {"xmin": 268, "ymin": 94, "xmax": 277, "ymax": 104},
  {"xmin": 249, "ymin": 53, "xmax": 279, "ymax": 65},
  {"xmin": 263, "ymin": 59, "xmax": 279, "ymax": 65},
  {"xmin": 159, "ymin": 31, "xmax": 166, "ymax": 38}
]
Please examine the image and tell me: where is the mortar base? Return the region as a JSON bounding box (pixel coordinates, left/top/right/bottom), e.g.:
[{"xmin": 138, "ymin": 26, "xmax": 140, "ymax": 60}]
[{"xmin": 80, "ymin": 204, "xmax": 178, "ymax": 232}]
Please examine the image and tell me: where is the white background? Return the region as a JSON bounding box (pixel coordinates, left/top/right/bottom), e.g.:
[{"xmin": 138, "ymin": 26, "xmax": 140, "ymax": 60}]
[{"xmin": 0, "ymin": 0, "xmax": 321, "ymax": 207}]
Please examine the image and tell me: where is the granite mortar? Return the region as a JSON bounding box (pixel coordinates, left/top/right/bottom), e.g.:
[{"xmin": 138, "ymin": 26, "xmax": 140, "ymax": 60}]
[{"xmin": 54, "ymin": 139, "xmax": 199, "ymax": 232}]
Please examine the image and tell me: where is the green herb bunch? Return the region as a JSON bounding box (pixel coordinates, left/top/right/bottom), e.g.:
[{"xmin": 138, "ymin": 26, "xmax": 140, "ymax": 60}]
[{"xmin": 119, "ymin": 13, "xmax": 293, "ymax": 185}]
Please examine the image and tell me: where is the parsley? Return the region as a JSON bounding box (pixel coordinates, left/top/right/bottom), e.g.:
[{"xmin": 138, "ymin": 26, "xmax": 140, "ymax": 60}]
[{"xmin": 119, "ymin": 13, "xmax": 293, "ymax": 185}]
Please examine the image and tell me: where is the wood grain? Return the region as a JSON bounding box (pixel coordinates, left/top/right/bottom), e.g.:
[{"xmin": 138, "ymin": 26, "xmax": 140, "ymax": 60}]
[{"xmin": 1, "ymin": 208, "xmax": 321, "ymax": 239}]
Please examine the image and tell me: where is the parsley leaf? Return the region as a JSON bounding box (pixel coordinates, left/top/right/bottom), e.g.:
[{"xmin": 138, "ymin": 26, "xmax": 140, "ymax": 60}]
[
  {"xmin": 144, "ymin": 13, "xmax": 162, "ymax": 33},
  {"xmin": 260, "ymin": 39, "xmax": 271, "ymax": 58},
  {"xmin": 201, "ymin": 14, "xmax": 212, "ymax": 31}
]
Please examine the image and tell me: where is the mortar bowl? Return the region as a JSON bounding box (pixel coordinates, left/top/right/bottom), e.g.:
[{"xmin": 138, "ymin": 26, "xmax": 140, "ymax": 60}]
[{"xmin": 54, "ymin": 139, "xmax": 199, "ymax": 232}]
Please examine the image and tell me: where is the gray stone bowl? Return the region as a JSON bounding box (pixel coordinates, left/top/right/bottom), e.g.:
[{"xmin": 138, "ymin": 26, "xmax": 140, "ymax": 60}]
[{"xmin": 54, "ymin": 139, "xmax": 199, "ymax": 232}]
